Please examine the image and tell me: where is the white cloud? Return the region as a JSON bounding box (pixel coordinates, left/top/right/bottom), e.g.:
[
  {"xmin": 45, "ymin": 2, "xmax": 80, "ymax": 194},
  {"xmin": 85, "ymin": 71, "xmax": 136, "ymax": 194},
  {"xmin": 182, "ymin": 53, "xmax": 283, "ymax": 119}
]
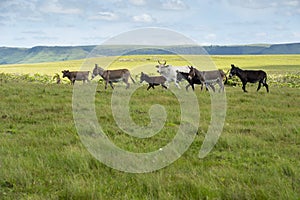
[
  {"xmin": 0, "ymin": 1, "xmax": 42, "ymax": 24},
  {"xmin": 41, "ymin": 1, "xmax": 81, "ymax": 14},
  {"xmin": 283, "ymin": 1, "xmax": 299, "ymax": 7},
  {"xmin": 1, "ymin": 0, "xmax": 300, "ymax": 47},
  {"xmin": 89, "ymin": 11, "xmax": 119, "ymax": 21},
  {"xmin": 292, "ymin": 32, "xmax": 300, "ymax": 38},
  {"xmin": 256, "ymin": 32, "xmax": 267, "ymax": 37},
  {"xmin": 227, "ymin": 0, "xmax": 277, "ymax": 9},
  {"xmin": 132, "ymin": 13, "xmax": 154, "ymax": 23},
  {"xmin": 129, "ymin": 0, "xmax": 146, "ymax": 6},
  {"xmin": 162, "ymin": 0, "xmax": 188, "ymax": 10},
  {"xmin": 205, "ymin": 33, "xmax": 217, "ymax": 41}
]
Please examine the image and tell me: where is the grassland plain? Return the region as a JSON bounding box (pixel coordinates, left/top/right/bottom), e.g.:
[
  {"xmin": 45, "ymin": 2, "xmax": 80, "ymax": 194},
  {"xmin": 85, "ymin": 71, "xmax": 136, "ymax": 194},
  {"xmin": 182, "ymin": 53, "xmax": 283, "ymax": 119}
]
[
  {"xmin": 1, "ymin": 54, "xmax": 300, "ymax": 74},
  {"xmin": 0, "ymin": 55, "xmax": 300, "ymax": 199}
]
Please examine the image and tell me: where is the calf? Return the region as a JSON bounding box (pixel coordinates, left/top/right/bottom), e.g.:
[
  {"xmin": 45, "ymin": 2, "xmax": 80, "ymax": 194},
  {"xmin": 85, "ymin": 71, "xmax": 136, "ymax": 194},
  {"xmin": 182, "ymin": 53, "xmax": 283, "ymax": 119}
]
[
  {"xmin": 62, "ymin": 70, "xmax": 90, "ymax": 85},
  {"xmin": 92, "ymin": 64, "xmax": 135, "ymax": 89},
  {"xmin": 140, "ymin": 72, "xmax": 167, "ymax": 90}
]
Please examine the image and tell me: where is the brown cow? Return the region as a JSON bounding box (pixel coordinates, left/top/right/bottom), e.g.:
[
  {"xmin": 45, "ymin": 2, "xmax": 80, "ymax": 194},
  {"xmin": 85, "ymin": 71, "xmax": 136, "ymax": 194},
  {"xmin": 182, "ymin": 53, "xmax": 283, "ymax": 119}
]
[
  {"xmin": 62, "ymin": 70, "xmax": 90, "ymax": 85},
  {"xmin": 91, "ymin": 64, "xmax": 135, "ymax": 89}
]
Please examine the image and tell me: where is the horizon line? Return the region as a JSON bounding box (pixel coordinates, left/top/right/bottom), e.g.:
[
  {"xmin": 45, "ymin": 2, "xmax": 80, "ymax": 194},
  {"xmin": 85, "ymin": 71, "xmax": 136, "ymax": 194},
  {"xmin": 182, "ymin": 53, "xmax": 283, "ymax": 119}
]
[{"xmin": 1, "ymin": 42, "xmax": 300, "ymax": 49}]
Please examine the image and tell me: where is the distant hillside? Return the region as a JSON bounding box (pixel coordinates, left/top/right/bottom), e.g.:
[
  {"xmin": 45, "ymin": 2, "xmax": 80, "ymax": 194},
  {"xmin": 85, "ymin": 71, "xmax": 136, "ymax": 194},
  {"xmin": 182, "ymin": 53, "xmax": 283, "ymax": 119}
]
[
  {"xmin": 0, "ymin": 46, "xmax": 95, "ymax": 65},
  {"xmin": 0, "ymin": 43, "xmax": 299, "ymax": 64}
]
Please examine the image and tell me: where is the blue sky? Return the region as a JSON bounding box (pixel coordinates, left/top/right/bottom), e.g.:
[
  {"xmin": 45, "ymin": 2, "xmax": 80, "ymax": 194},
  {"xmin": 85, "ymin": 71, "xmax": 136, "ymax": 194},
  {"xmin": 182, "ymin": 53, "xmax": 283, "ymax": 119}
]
[{"xmin": 0, "ymin": 0, "xmax": 300, "ymax": 47}]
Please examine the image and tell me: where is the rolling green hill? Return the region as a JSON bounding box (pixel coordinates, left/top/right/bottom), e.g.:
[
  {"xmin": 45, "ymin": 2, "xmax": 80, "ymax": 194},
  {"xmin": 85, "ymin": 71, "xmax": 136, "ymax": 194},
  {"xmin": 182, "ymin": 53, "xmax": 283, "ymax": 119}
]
[
  {"xmin": 0, "ymin": 46, "xmax": 94, "ymax": 65},
  {"xmin": 0, "ymin": 43, "xmax": 300, "ymax": 64}
]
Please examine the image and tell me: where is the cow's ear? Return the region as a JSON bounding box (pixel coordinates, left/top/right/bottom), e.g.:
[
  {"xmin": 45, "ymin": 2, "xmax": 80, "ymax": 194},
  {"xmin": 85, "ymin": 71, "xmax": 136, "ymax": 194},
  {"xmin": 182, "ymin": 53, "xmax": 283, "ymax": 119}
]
[{"xmin": 155, "ymin": 65, "xmax": 159, "ymax": 68}]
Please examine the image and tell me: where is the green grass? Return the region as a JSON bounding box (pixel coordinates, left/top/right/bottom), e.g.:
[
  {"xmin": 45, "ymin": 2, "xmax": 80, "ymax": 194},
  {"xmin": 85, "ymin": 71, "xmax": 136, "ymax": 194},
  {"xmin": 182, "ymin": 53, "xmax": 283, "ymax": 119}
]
[{"xmin": 0, "ymin": 55, "xmax": 300, "ymax": 199}]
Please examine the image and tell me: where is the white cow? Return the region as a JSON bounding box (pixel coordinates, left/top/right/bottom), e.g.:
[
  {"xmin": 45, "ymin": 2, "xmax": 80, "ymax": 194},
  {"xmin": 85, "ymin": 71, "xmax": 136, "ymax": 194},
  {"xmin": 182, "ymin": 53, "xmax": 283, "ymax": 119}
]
[{"xmin": 155, "ymin": 61, "xmax": 190, "ymax": 88}]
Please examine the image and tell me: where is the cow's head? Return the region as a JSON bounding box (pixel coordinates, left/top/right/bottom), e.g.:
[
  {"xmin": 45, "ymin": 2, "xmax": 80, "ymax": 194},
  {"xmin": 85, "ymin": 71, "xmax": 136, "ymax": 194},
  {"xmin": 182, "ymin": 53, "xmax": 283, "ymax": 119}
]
[
  {"xmin": 62, "ymin": 70, "xmax": 70, "ymax": 78},
  {"xmin": 155, "ymin": 60, "xmax": 167, "ymax": 74}
]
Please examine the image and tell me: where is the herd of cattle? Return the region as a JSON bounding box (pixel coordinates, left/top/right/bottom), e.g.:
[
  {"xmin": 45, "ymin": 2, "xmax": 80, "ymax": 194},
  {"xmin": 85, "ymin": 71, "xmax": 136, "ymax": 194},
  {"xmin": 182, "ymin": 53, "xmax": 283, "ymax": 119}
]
[{"xmin": 61, "ymin": 61, "xmax": 269, "ymax": 93}]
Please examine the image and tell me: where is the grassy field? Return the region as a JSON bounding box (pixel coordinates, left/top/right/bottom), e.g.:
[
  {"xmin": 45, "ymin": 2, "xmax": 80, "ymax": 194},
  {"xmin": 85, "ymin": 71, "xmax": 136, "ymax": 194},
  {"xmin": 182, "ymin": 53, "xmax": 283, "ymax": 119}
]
[
  {"xmin": 1, "ymin": 54, "xmax": 300, "ymax": 74},
  {"xmin": 0, "ymin": 55, "xmax": 299, "ymax": 199},
  {"xmin": 1, "ymin": 54, "xmax": 299, "ymax": 87}
]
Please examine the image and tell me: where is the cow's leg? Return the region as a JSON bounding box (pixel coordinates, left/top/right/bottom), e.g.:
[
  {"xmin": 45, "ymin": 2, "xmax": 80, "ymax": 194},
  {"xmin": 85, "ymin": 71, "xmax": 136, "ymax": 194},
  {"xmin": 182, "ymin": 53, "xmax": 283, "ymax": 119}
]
[{"xmin": 242, "ymin": 82, "xmax": 247, "ymax": 92}]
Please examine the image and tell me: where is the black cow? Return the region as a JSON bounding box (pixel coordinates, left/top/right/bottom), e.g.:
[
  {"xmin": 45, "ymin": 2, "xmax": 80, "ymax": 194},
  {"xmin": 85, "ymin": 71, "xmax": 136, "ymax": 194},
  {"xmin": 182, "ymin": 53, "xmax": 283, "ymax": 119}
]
[
  {"xmin": 229, "ymin": 64, "xmax": 269, "ymax": 93},
  {"xmin": 92, "ymin": 64, "xmax": 135, "ymax": 89},
  {"xmin": 62, "ymin": 70, "xmax": 90, "ymax": 85},
  {"xmin": 140, "ymin": 72, "xmax": 167, "ymax": 90}
]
